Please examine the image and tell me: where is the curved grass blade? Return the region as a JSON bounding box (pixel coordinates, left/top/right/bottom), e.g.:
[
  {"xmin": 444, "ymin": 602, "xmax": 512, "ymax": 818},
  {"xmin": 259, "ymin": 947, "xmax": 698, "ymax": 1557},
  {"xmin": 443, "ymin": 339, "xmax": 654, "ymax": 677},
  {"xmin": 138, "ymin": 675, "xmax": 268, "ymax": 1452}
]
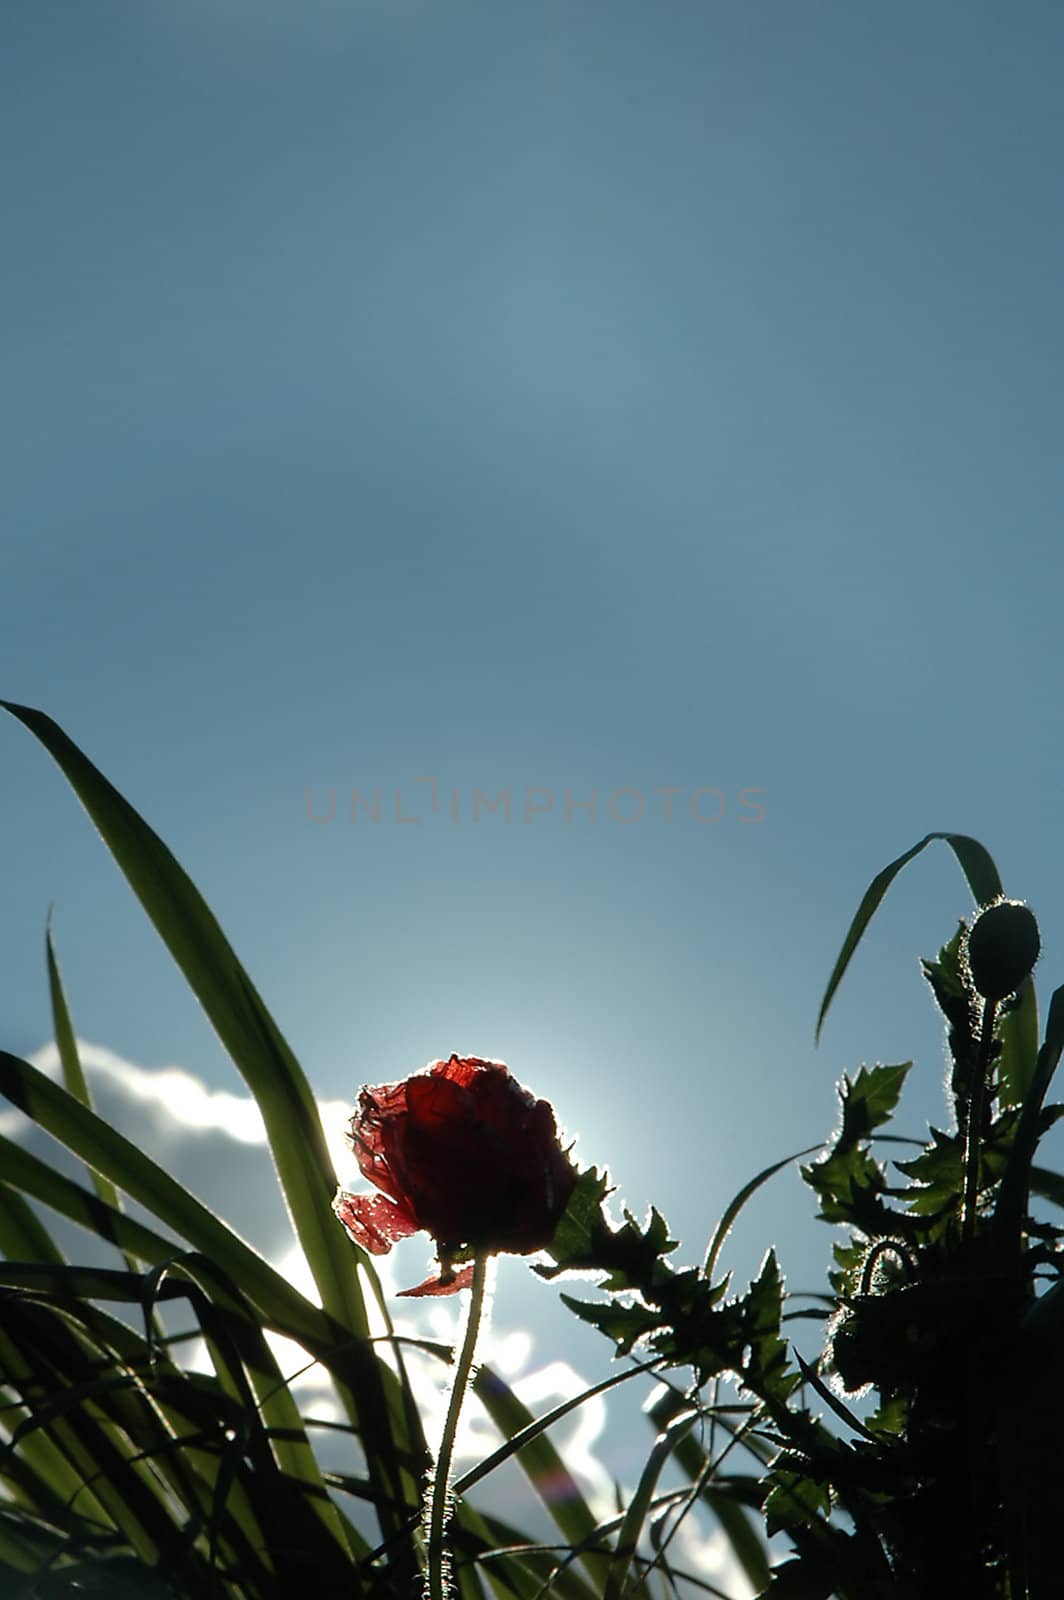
[
  {"xmin": 816, "ymin": 833, "xmax": 1004, "ymax": 1042},
  {"xmin": 603, "ymin": 1405, "xmax": 698, "ymax": 1600},
  {"xmin": 359, "ymin": 1351, "xmax": 635, "ymax": 1593},
  {"xmin": 45, "ymin": 924, "xmax": 128, "ymax": 1235},
  {"xmin": 461, "ymin": 1359, "xmax": 660, "ymax": 1503},
  {"xmin": 451, "ymin": 1507, "xmax": 601, "ymax": 1600},
  {"xmin": 645, "ymin": 1385, "xmax": 771, "ymax": 1593},
  {"xmin": 0, "ymin": 1186, "xmax": 65, "ymax": 1266},
  {"xmin": 472, "ymin": 1362, "xmax": 610, "ymax": 1592},
  {"xmin": 0, "ymin": 1292, "xmax": 230, "ymax": 1568},
  {"xmin": 0, "ymin": 1054, "xmax": 417, "ymax": 1413},
  {"xmin": 45, "ymin": 922, "xmax": 167, "ymax": 1334},
  {"xmin": 704, "ymin": 1145, "xmax": 821, "ymax": 1278}
]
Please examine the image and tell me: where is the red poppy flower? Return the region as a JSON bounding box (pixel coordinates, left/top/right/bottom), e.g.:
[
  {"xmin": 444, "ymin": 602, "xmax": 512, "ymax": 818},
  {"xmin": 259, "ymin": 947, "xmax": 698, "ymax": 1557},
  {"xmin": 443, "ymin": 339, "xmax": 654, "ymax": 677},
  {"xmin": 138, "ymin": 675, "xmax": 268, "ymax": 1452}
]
[{"xmin": 332, "ymin": 1054, "xmax": 577, "ymax": 1297}]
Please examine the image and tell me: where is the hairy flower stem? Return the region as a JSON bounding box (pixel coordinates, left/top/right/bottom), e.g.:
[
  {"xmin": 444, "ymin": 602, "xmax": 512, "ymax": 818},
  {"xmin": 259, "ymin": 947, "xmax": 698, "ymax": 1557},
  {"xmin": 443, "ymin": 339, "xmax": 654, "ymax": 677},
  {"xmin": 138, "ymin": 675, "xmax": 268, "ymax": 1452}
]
[
  {"xmin": 962, "ymin": 996, "xmax": 998, "ymax": 1241},
  {"xmin": 426, "ymin": 1252, "xmax": 490, "ymax": 1600}
]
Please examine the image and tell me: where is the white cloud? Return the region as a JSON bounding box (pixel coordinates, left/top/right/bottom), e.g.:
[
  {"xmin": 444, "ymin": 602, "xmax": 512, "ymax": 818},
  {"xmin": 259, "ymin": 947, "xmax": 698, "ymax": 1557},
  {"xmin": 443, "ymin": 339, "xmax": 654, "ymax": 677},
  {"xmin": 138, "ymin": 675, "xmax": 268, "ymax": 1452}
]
[{"xmin": 26, "ymin": 1041, "xmax": 270, "ymax": 1144}]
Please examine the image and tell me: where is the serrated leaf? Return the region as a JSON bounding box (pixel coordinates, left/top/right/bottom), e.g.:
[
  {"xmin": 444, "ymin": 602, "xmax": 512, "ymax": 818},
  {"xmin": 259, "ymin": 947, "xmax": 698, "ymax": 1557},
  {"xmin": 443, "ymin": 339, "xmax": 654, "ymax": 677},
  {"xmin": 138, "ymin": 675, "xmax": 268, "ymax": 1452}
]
[
  {"xmin": 895, "ymin": 1127, "xmax": 964, "ymax": 1214},
  {"xmin": 537, "ymin": 1167, "xmax": 611, "ymax": 1277},
  {"xmin": 603, "ymin": 1406, "xmax": 699, "ymax": 1600},
  {"xmin": 740, "ymin": 1250, "xmax": 796, "ymax": 1396},
  {"xmin": 921, "ymin": 923, "xmax": 969, "ymax": 1004},
  {"xmin": 803, "ymin": 1145, "xmax": 888, "ymax": 1226},
  {"xmin": 864, "ymin": 1393, "xmax": 909, "ymax": 1439},
  {"xmin": 558, "ymin": 1293, "xmax": 659, "ymax": 1357},
  {"xmin": 641, "ymin": 1207, "xmax": 679, "ymax": 1260},
  {"xmin": 837, "ymin": 1065, "xmax": 912, "ymax": 1148},
  {"xmin": 764, "ymin": 1467, "xmax": 831, "ymax": 1538},
  {"xmin": 830, "ymin": 1239, "xmax": 867, "ymax": 1298}
]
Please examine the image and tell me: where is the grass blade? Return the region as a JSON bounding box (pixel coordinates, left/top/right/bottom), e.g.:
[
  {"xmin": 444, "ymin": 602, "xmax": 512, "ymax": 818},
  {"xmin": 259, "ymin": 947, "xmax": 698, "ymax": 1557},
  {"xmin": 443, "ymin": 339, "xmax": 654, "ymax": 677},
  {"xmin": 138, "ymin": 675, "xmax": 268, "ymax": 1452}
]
[
  {"xmin": 704, "ymin": 1145, "xmax": 821, "ymax": 1279},
  {"xmin": 816, "ymin": 833, "xmax": 1003, "ymax": 1041},
  {"xmin": 473, "ymin": 1362, "xmax": 609, "ymax": 1592},
  {"xmin": 603, "ymin": 1406, "xmax": 698, "ymax": 1600},
  {"xmin": 0, "ymin": 1186, "xmax": 65, "ymax": 1266}
]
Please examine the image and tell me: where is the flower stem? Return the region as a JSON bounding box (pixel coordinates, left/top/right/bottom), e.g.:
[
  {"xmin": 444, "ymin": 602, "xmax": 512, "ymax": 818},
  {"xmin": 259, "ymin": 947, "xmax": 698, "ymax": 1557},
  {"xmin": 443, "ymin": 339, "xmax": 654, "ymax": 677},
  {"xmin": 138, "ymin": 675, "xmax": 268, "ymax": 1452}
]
[
  {"xmin": 963, "ymin": 996, "xmax": 998, "ymax": 1241},
  {"xmin": 426, "ymin": 1253, "xmax": 490, "ymax": 1600}
]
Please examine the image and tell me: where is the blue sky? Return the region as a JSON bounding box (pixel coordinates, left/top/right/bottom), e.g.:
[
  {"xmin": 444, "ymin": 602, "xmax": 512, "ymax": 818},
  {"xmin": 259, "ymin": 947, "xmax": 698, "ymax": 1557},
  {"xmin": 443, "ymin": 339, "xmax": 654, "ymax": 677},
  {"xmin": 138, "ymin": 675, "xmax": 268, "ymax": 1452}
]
[{"xmin": 2, "ymin": 0, "xmax": 1063, "ymax": 1562}]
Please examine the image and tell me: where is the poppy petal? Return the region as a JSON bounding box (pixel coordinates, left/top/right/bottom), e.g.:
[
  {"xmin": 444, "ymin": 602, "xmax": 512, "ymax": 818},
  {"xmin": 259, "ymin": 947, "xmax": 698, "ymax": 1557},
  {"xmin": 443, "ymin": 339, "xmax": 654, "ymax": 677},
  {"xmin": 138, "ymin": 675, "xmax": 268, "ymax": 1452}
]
[
  {"xmin": 348, "ymin": 1081, "xmax": 410, "ymax": 1200},
  {"xmin": 396, "ymin": 1264, "xmax": 477, "ymax": 1298},
  {"xmin": 332, "ymin": 1188, "xmax": 418, "ymax": 1254}
]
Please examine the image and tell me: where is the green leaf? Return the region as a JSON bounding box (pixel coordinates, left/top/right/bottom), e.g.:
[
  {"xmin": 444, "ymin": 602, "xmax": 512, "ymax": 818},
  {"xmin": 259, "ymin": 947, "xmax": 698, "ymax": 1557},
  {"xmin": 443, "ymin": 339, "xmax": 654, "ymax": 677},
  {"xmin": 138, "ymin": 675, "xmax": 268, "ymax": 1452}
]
[
  {"xmin": 539, "ymin": 1167, "xmax": 612, "ymax": 1273},
  {"xmin": 763, "ymin": 1466, "xmax": 831, "ymax": 1538},
  {"xmin": 804, "ymin": 1145, "xmax": 886, "ymax": 1227},
  {"xmin": 816, "ymin": 834, "xmax": 1003, "ymax": 1041},
  {"xmin": 539, "ymin": 1169, "xmax": 683, "ymax": 1296},
  {"xmin": 921, "ymin": 922, "xmax": 969, "ymax": 1000},
  {"xmin": 802, "ymin": 1066, "xmax": 912, "ymax": 1230},
  {"xmin": 864, "ymin": 1392, "xmax": 909, "ymax": 1440},
  {"xmin": 739, "ymin": 1249, "xmax": 796, "ymax": 1397},
  {"xmin": 835, "ymin": 1064, "xmax": 912, "ymax": 1148},
  {"xmin": 895, "ymin": 1127, "xmax": 964, "ymax": 1215},
  {"xmin": 829, "ymin": 1239, "xmax": 867, "ymax": 1298}
]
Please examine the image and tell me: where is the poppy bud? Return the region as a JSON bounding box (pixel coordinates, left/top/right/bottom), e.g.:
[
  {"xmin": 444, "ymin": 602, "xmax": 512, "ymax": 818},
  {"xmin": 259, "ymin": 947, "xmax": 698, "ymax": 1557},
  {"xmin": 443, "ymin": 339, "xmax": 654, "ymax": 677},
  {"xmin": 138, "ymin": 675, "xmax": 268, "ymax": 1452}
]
[
  {"xmin": 333, "ymin": 1055, "xmax": 577, "ymax": 1296},
  {"xmin": 965, "ymin": 900, "xmax": 1040, "ymax": 1002}
]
